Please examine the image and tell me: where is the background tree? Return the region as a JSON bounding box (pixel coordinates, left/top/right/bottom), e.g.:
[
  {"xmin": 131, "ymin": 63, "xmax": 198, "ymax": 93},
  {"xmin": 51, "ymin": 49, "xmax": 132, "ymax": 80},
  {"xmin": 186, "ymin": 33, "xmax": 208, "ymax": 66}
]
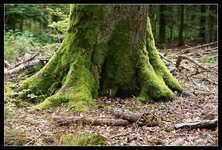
[
  {"xmin": 208, "ymin": 5, "xmax": 217, "ymax": 42},
  {"xmin": 20, "ymin": 5, "xmax": 182, "ymax": 110},
  {"xmin": 158, "ymin": 5, "xmax": 167, "ymax": 43},
  {"xmin": 178, "ymin": 5, "xmax": 185, "ymax": 46},
  {"xmin": 199, "ymin": 5, "xmax": 206, "ymax": 43}
]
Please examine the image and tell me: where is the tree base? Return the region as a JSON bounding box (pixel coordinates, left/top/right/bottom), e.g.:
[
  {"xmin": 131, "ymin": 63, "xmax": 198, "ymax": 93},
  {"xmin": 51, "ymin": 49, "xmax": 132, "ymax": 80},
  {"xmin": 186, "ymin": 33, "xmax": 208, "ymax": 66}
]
[{"xmin": 20, "ymin": 6, "xmax": 182, "ymax": 110}]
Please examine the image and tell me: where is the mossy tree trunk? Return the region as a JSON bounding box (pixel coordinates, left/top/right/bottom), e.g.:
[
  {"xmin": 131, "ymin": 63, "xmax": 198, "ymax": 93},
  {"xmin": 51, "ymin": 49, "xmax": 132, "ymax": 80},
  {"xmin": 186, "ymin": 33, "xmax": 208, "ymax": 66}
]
[{"xmin": 21, "ymin": 5, "xmax": 182, "ymax": 110}]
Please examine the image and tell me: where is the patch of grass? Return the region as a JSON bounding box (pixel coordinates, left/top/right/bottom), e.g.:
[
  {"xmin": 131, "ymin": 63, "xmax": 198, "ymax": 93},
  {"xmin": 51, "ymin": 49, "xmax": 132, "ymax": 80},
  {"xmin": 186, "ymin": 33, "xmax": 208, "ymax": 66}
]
[
  {"xmin": 198, "ymin": 55, "xmax": 217, "ymax": 63},
  {"xmin": 4, "ymin": 128, "xmax": 29, "ymax": 146},
  {"xmin": 61, "ymin": 133, "xmax": 107, "ymax": 146},
  {"xmin": 53, "ymin": 133, "xmax": 107, "ymax": 146}
]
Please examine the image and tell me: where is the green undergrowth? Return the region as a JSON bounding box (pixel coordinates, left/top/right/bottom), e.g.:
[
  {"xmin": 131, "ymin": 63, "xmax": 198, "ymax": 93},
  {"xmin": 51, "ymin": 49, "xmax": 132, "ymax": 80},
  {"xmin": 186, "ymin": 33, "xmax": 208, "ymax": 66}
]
[
  {"xmin": 4, "ymin": 82, "xmax": 32, "ymax": 119},
  {"xmin": 55, "ymin": 133, "xmax": 107, "ymax": 146},
  {"xmin": 198, "ymin": 55, "xmax": 217, "ymax": 63}
]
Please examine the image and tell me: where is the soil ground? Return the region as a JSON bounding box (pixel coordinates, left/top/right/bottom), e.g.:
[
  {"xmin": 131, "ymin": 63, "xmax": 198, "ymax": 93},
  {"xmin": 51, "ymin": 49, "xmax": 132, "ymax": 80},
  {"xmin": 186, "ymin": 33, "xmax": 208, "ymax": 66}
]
[{"xmin": 4, "ymin": 44, "xmax": 218, "ymax": 146}]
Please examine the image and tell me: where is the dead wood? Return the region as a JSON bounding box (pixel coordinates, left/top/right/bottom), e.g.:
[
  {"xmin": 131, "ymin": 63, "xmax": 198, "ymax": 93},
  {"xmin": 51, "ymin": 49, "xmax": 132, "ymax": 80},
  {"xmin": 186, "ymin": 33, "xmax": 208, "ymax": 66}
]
[
  {"xmin": 175, "ymin": 55, "xmax": 210, "ymax": 72},
  {"xmin": 52, "ymin": 116, "xmax": 130, "ymax": 126},
  {"xmin": 112, "ymin": 108, "xmax": 159, "ymax": 126},
  {"xmin": 4, "ymin": 58, "xmax": 48, "ymax": 75},
  {"xmin": 14, "ymin": 53, "xmax": 40, "ymax": 68},
  {"xmin": 174, "ymin": 119, "xmax": 217, "ymax": 130},
  {"xmin": 180, "ymin": 41, "xmax": 217, "ymax": 54},
  {"xmin": 158, "ymin": 52, "xmax": 175, "ymax": 64}
]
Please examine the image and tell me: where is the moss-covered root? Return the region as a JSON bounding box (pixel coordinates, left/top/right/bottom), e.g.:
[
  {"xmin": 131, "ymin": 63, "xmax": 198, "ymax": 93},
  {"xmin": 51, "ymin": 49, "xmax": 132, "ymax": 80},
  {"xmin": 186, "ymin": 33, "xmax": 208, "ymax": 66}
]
[
  {"xmin": 137, "ymin": 45, "xmax": 175, "ymax": 102},
  {"xmin": 35, "ymin": 59, "xmax": 95, "ymax": 111},
  {"xmin": 146, "ymin": 17, "xmax": 182, "ymax": 92}
]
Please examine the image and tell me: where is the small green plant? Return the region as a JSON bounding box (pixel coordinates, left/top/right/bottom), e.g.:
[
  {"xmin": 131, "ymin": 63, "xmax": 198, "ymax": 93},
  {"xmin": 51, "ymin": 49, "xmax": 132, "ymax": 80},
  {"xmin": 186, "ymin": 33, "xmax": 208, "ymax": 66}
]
[
  {"xmin": 59, "ymin": 133, "xmax": 107, "ymax": 146},
  {"xmin": 198, "ymin": 55, "xmax": 217, "ymax": 63}
]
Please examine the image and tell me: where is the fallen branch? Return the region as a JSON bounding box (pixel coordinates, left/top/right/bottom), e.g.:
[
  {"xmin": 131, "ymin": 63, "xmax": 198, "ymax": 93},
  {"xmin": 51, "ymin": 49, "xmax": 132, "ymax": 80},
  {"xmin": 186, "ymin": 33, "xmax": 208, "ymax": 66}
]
[
  {"xmin": 174, "ymin": 119, "xmax": 217, "ymax": 130},
  {"xmin": 52, "ymin": 116, "xmax": 130, "ymax": 126},
  {"xmin": 112, "ymin": 108, "xmax": 159, "ymax": 126},
  {"xmin": 194, "ymin": 91, "xmax": 217, "ymax": 96},
  {"xmin": 175, "ymin": 55, "xmax": 211, "ymax": 72},
  {"xmin": 4, "ymin": 59, "xmax": 48, "ymax": 75},
  {"xmin": 158, "ymin": 52, "xmax": 175, "ymax": 64},
  {"xmin": 14, "ymin": 53, "xmax": 40, "ymax": 68},
  {"xmin": 180, "ymin": 41, "xmax": 217, "ymax": 54}
]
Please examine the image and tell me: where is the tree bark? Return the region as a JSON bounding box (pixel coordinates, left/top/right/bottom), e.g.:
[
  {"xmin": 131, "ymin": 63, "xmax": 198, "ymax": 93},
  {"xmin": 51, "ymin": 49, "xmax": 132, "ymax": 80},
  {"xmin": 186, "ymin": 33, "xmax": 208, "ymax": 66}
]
[{"xmin": 20, "ymin": 5, "xmax": 182, "ymax": 110}]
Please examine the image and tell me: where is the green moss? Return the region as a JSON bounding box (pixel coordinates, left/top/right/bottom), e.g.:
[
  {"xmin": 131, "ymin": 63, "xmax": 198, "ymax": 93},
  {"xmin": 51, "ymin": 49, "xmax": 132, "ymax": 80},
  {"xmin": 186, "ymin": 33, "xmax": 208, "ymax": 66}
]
[
  {"xmin": 4, "ymin": 82, "xmax": 13, "ymax": 97},
  {"xmin": 21, "ymin": 5, "xmax": 103, "ymax": 110},
  {"xmin": 137, "ymin": 44, "xmax": 175, "ymax": 101},
  {"xmin": 60, "ymin": 133, "xmax": 107, "ymax": 146},
  {"xmin": 146, "ymin": 17, "xmax": 182, "ymax": 92},
  {"xmin": 20, "ymin": 6, "xmax": 182, "ymax": 110}
]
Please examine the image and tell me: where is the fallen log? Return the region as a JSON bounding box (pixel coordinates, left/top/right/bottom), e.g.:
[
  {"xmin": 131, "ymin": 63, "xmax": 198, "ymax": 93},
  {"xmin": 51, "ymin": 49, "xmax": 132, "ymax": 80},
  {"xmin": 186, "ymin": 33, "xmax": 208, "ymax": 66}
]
[
  {"xmin": 112, "ymin": 108, "xmax": 159, "ymax": 126},
  {"xmin": 52, "ymin": 116, "xmax": 130, "ymax": 126},
  {"xmin": 174, "ymin": 119, "xmax": 217, "ymax": 130}
]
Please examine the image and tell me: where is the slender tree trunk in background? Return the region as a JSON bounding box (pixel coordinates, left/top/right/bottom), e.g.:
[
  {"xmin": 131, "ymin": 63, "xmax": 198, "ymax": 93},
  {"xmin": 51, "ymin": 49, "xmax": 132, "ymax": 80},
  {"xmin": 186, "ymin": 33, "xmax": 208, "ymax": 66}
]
[
  {"xmin": 159, "ymin": 5, "xmax": 166, "ymax": 43},
  {"xmin": 208, "ymin": 5, "xmax": 215, "ymax": 42},
  {"xmin": 199, "ymin": 5, "xmax": 206, "ymax": 43},
  {"xmin": 169, "ymin": 6, "xmax": 174, "ymax": 42},
  {"xmin": 19, "ymin": 19, "xmax": 23, "ymax": 32},
  {"xmin": 214, "ymin": 5, "xmax": 217, "ymax": 41},
  {"xmin": 42, "ymin": 5, "xmax": 49, "ymax": 30},
  {"xmin": 20, "ymin": 5, "xmax": 182, "ymax": 110},
  {"xmin": 178, "ymin": 5, "xmax": 184, "ymax": 46}
]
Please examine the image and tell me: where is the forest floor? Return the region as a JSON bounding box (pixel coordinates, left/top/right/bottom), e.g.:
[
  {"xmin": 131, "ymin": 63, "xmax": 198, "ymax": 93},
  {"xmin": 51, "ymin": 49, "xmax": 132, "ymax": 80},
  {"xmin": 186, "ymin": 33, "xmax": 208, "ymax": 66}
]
[{"xmin": 4, "ymin": 43, "xmax": 218, "ymax": 146}]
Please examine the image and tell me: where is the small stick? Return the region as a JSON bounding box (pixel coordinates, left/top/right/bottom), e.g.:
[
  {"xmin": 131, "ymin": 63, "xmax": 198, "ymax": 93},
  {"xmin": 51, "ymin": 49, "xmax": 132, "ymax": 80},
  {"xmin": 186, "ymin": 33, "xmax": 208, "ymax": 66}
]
[{"xmin": 175, "ymin": 55, "xmax": 211, "ymax": 72}]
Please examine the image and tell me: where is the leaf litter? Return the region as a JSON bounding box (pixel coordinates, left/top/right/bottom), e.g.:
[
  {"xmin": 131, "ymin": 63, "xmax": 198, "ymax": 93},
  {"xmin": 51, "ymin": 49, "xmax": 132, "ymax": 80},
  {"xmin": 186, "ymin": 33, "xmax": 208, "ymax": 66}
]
[{"xmin": 4, "ymin": 44, "xmax": 218, "ymax": 146}]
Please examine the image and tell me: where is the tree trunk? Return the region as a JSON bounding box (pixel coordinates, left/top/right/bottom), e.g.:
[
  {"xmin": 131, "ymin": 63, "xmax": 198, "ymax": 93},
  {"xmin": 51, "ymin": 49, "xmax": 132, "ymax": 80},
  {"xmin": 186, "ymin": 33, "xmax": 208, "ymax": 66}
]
[
  {"xmin": 178, "ymin": 5, "xmax": 184, "ymax": 46},
  {"xmin": 199, "ymin": 5, "xmax": 206, "ymax": 43},
  {"xmin": 208, "ymin": 5, "xmax": 216, "ymax": 43},
  {"xmin": 169, "ymin": 6, "xmax": 174, "ymax": 42},
  {"xmin": 20, "ymin": 5, "xmax": 182, "ymax": 110},
  {"xmin": 158, "ymin": 5, "xmax": 167, "ymax": 43}
]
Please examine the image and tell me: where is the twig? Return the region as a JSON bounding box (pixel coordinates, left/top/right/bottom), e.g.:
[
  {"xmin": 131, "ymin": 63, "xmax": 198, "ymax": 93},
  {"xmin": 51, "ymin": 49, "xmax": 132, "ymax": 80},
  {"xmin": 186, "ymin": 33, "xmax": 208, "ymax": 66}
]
[
  {"xmin": 158, "ymin": 52, "xmax": 175, "ymax": 64},
  {"xmin": 175, "ymin": 55, "xmax": 211, "ymax": 72}
]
